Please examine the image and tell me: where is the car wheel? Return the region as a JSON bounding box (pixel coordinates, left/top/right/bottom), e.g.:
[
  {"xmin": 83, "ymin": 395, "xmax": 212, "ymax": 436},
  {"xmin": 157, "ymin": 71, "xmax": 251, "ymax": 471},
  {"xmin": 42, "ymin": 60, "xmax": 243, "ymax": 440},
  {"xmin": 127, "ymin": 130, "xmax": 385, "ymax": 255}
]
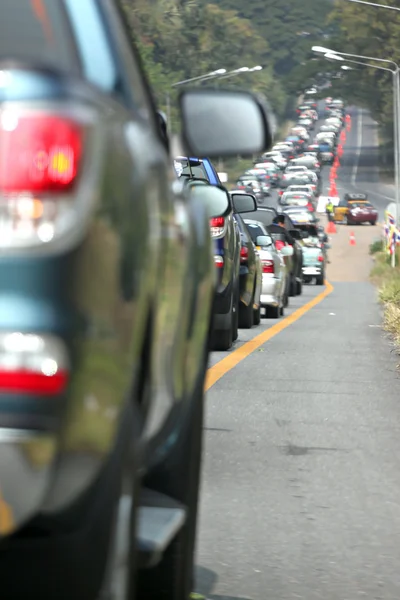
[
  {"xmin": 266, "ymin": 305, "xmax": 280, "ymax": 319},
  {"xmin": 289, "ymin": 274, "xmax": 296, "ymax": 297},
  {"xmin": 138, "ymin": 354, "xmax": 205, "ymax": 600},
  {"xmin": 296, "ymin": 278, "xmax": 302, "ymax": 295},
  {"xmin": 210, "ymin": 294, "xmax": 233, "ymax": 351},
  {"xmin": 239, "ymin": 286, "xmax": 254, "ymax": 329},
  {"xmin": 370, "ymin": 221, "xmax": 376, "ymax": 225},
  {"xmin": 316, "ymin": 272, "xmax": 324, "ymax": 285},
  {"xmin": 343, "ymin": 215, "xmax": 348, "ymax": 225},
  {"xmin": 253, "ymin": 304, "xmax": 261, "ymax": 325}
]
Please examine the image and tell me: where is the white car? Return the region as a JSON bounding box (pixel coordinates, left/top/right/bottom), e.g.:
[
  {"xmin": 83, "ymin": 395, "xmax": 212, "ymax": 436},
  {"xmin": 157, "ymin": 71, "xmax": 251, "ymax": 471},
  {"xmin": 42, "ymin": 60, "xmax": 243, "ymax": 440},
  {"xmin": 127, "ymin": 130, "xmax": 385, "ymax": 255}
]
[
  {"xmin": 261, "ymin": 151, "xmax": 287, "ymax": 169},
  {"xmin": 244, "ymin": 220, "xmax": 290, "ymax": 318},
  {"xmin": 286, "ymin": 184, "xmax": 316, "ymax": 197}
]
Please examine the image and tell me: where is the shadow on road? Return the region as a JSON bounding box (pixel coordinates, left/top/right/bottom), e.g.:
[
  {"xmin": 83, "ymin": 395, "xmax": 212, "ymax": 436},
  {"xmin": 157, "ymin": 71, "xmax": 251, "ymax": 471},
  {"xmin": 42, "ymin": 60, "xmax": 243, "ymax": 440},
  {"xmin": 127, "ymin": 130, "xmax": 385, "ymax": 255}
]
[{"xmin": 195, "ymin": 566, "xmax": 255, "ymax": 600}]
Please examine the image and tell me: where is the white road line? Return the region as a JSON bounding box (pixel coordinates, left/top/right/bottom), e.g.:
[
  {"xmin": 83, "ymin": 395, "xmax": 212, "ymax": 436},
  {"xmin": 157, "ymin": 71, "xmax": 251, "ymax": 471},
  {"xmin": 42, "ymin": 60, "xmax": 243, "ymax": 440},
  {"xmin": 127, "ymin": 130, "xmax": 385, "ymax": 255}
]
[{"xmin": 351, "ymin": 109, "xmax": 363, "ymax": 185}]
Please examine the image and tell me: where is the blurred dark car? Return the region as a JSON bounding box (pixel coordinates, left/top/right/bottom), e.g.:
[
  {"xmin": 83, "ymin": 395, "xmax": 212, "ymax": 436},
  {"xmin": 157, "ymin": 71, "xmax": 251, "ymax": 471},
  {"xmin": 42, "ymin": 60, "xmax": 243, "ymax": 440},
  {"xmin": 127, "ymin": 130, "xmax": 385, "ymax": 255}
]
[
  {"xmin": 232, "ymin": 209, "xmax": 262, "ymax": 327},
  {"xmin": 0, "ymin": 2, "xmax": 275, "ymax": 598}
]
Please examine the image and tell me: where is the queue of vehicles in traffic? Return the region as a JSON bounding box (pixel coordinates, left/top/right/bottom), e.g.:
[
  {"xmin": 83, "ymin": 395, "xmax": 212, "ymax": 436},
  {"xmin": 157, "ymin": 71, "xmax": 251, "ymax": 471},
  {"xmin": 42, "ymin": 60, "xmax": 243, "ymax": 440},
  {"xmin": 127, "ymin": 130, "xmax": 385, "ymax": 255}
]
[
  {"xmin": 173, "ymin": 96, "xmax": 350, "ymax": 352},
  {"xmin": 0, "ymin": 3, "xmax": 282, "ymax": 599}
]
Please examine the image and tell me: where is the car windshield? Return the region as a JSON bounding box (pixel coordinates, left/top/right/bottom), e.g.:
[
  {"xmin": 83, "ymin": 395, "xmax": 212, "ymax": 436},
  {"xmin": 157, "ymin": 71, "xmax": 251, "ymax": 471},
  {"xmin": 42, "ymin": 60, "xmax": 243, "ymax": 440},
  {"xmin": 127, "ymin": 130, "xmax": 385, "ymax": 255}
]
[{"xmin": 175, "ymin": 158, "xmax": 209, "ymax": 180}]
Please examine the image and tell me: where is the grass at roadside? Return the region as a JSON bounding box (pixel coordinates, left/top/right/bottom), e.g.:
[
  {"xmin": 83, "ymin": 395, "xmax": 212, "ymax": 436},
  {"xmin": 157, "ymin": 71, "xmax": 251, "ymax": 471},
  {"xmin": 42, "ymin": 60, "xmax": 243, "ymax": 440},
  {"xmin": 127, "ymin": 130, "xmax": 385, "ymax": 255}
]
[{"xmin": 370, "ymin": 243, "xmax": 400, "ymax": 345}]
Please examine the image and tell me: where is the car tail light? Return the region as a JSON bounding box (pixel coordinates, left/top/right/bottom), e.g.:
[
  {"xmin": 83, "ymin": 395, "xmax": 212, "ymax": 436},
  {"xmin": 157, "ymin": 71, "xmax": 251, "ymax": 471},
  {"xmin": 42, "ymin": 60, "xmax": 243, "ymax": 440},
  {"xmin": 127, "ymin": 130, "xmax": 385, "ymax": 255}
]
[
  {"xmin": 279, "ymin": 190, "xmax": 283, "ymax": 196},
  {"xmin": 214, "ymin": 255, "xmax": 224, "ymax": 268},
  {"xmin": 0, "ymin": 333, "xmax": 69, "ymax": 396},
  {"xmin": 307, "ymin": 203, "xmax": 314, "ymax": 212},
  {"xmin": 210, "ymin": 216, "xmax": 225, "ymax": 237},
  {"xmin": 318, "ymin": 255, "xmax": 324, "ymax": 262},
  {"xmin": 0, "ymin": 107, "xmax": 97, "ymax": 252},
  {"xmin": 240, "ymin": 246, "xmax": 249, "ymax": 263},
  {"xmin": 262, "ymin": 259, "xmax": 274, "ymax": 274}
]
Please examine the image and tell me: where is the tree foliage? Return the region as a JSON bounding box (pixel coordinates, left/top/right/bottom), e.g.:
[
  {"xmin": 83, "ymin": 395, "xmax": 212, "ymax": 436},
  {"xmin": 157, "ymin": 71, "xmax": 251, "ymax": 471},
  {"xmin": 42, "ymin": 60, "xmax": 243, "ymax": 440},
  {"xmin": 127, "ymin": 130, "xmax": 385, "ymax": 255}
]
[{"xmin": 328, "ymin": 0, "xmax": 400, "ymax": 142}]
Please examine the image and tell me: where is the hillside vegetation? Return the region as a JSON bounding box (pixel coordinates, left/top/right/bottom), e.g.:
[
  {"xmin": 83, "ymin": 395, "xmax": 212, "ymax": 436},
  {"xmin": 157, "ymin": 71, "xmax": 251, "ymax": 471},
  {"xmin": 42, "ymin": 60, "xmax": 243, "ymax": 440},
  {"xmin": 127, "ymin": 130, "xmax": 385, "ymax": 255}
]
[{"xmin": 122, "ymin": 0, "xmax": 332, "ymax": 130}]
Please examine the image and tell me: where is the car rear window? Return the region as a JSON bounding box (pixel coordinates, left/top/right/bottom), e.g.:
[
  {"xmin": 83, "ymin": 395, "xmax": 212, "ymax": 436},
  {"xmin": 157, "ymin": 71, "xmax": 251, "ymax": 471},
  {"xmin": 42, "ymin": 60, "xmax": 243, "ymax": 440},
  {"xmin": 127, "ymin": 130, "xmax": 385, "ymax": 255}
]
[
  {"xmin": 241, "ymin": 210, "xmax": 275, "ymax": 227},
  {"xmin": 0, "ymin": 0, "xmax": 80, "ymax": 73},
  {"xmin": 244, "ymin": 222, "xmax": 267, "ymax": 243}
]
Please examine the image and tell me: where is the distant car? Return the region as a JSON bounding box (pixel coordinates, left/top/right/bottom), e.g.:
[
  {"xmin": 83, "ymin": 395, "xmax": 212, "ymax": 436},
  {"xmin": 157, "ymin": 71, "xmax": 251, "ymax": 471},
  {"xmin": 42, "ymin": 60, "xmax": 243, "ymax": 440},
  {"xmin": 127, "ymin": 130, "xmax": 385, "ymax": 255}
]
[
  {"xmin": 187, "ymin": 180, "xmax": 241, "ymax": 351},
  {"xmin": 244, "ymin": 220, "xmax": 290, "ymax": 316},
  {"xmin": 318, "ymin": 142, "xmax": 335, "ymax": 164},
  {"xmin": 344, "ymin": 202, "xmax": 378, "ymax": 225},
  {"xmin": 299, "ymin": 225, "xmax": 327, "ymax": 285},
  {"xmin": 259, "ymin": 151, "xmax": 287, "ymax": 170},
  {"xmin": 175, "ymin": 155, "xmax": 222, "ymax": 184},
  {"xmin": 281, "ymin": 205, "xmax": 319, "ymax": 226},
  {"xmin": 286, "ymin": 184, "xmax": 316, "ymax": 199},
  {"xmin": 232, "ymin": 211, "xmax": 263, "ymax": 327}
]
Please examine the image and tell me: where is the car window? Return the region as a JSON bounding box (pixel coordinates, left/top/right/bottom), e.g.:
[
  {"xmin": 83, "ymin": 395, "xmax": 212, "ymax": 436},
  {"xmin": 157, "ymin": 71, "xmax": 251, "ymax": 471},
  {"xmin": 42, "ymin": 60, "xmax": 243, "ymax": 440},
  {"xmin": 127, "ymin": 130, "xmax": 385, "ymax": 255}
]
[
  {"xmin": 0, "ymin": 0, "xmax": 81, "ymax": 73},
  {"xmin": 244, "ymin": 222, "xmax": 266, "ymax": 243},
  {"xmin": 241, "ymin": 210, "xmax": 275, "ymax": 226},
  {"xmin": 64, "ymin": 0, "xmax": 118, "ymax": 92},
  {"xmin": 180, "ymin": 165, "xmax": 209, "ymax": 180}
]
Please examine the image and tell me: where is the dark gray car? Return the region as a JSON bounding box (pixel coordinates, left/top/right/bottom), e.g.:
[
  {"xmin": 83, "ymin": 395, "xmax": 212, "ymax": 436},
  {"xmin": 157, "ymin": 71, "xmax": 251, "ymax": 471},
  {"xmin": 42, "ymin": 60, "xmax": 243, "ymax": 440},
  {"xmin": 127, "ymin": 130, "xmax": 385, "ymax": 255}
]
[{"xmin": 0, "ymin": 2, "xmax": 274, "ymax": 599}]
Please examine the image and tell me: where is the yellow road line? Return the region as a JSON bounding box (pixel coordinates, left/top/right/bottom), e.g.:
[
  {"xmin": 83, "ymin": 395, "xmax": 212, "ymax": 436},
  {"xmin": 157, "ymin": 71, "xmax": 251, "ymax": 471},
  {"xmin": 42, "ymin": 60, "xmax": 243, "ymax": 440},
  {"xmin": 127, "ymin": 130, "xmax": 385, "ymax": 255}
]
[
  {"xmin": 0, "ymin": 490, "xmax": 14, "ymax": 535},
  {"xmin": 205, "ymin": 280, "xmax": 334, "ymax": 392}
]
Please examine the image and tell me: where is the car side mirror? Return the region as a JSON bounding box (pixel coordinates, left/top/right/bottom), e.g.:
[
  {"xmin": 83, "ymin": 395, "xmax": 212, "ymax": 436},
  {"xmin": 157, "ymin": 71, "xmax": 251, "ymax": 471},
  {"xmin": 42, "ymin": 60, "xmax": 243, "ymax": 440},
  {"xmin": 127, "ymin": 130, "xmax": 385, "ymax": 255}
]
[
  {"xmin": 255, "ymin": 235, "xmax": 272, "ymax": 247},
  {"xmin": 280, "ymin": 245, "xmax": 294, "ymax": 257},
  {"xmin": 178, "ymin": 88, "xmax": 275, "ymax": 157},
  {"xmin": 230, "ymin": 192, "xmax": 257, "ymax": 213},
  {"xmin": 189, "ymin": 182, "xmax": 232, "ymax": 218}
]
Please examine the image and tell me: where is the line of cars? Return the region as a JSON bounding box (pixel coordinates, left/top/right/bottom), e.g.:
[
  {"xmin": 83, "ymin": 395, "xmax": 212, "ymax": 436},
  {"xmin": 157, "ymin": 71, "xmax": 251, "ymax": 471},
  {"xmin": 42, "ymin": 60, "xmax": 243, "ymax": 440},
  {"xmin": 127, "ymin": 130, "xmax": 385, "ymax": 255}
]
[
  {"xmin": 0, "ymin": 2, "xmax": 282, "ymax": 598},
  {"xmin": 172, "ymin": 98, "xmax": 341, "ymax": 352}
]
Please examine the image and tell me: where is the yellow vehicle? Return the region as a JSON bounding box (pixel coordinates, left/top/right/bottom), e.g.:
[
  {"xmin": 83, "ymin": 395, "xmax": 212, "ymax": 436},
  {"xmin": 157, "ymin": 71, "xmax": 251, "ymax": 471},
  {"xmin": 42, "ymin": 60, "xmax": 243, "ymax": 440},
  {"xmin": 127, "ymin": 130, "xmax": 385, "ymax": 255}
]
[{"xmin": 333, "ymin": 193, "xmax": 368, "ymax": 223}]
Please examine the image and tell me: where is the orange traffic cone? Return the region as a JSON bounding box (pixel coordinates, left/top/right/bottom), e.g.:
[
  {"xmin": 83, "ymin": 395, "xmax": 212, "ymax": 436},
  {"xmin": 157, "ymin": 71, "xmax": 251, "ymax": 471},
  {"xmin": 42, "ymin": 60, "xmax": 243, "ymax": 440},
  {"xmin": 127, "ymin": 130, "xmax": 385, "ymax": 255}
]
[
  {"xmin": 326, "ymin": 220, "xmax": 337, "ymax": 234},
  {"xmin": 349, "ymin": 231, "xmax": 356, "ymax": 246},
  {"xmin": 340, "ymin": 130, "xmax": 346, "ymax": 142},
  {"xmin": 334, "ymin": 156, "xmax": 340, "ymax": 168},
  {"xmin": 329, "ymin": 181, "xmax": 338, "ymax": 196}
]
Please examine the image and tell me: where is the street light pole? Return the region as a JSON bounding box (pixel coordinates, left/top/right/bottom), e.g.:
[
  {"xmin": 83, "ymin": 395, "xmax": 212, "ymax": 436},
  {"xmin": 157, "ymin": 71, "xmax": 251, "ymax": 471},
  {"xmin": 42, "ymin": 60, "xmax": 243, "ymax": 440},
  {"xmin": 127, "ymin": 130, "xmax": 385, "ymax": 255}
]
[
  {"xmin": 347, "ymin": 0, "xmax": 400, "ymax": 10},
  {"xmin": 314, "ymin": 46, "xmax": 400, "ymax": 233}
]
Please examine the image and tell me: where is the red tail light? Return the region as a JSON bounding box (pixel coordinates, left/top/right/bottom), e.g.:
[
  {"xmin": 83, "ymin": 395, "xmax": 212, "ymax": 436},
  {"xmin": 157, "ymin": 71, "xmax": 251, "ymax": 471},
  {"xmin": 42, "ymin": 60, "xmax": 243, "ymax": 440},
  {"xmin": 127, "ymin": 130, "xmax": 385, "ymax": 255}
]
[
  {"xmin": 318, "ymin": 255, "xmax": 324, "ymax": 262},
  {"xmin": 307, "ymin": 202, "xmax": 314, "ymax": 212},
  {"xmin": 262, "ymin": 259, "xmax": 274, "ymax": 273},
  {"xmin": 279, "ymin": 190, "xmax": 283, "ymax": 196},
  {"xmin": 0, "ymin": 113, "xmax": 83, "ymax": 193},
  {"xmin": 240, "ymin": 246, "xmax": 249, "ymax": 263},
  {"xmin": 210, "ymin": 216, "xmax": 225, "ymax": 237},
  {"xmin": 0, "ymin": 108, "xmax": 94, "ymax": 251},
  {"xmin": 214, "ymin": 255, "xmax": 224, "ymax": 268},
  {"xmin": 0, "ymin": 333, "xmax": 69, "ymax": 396}
]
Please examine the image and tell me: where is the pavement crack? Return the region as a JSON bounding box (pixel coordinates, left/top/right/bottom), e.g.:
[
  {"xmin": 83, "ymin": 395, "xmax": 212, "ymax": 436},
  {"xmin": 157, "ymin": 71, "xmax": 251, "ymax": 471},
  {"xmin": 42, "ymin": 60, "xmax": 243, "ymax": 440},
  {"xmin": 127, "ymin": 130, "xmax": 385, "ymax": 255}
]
[{"xmin": 281, "ymin": 443, "xmax": 348, "ymax": 456}]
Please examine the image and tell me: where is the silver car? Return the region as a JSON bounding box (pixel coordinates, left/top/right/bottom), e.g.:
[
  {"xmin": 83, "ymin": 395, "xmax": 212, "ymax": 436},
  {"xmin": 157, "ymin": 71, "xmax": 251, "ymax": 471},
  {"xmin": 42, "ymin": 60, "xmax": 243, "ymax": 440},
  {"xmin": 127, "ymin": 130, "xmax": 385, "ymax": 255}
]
[{"xmin": 244, "ymin": 220, "xmax": 291, "ymax": 318}]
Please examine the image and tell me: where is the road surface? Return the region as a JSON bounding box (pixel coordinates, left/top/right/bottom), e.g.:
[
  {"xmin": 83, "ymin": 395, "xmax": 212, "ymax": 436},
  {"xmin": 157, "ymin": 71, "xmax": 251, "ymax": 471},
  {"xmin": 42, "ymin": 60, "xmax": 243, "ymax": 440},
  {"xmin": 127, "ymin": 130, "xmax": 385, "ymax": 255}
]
[{"xmin": 195, "ymin": 107, "xmax": 400, "ymax": 600}]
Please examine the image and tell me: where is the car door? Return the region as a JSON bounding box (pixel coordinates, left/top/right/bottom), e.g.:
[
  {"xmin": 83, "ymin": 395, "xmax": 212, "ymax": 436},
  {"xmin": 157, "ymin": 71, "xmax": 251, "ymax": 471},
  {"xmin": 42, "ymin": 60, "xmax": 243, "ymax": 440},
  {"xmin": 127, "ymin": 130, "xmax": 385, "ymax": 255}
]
[{"xmin": 38, "ymin": 0, "xmax": 194, "ymax": 508}]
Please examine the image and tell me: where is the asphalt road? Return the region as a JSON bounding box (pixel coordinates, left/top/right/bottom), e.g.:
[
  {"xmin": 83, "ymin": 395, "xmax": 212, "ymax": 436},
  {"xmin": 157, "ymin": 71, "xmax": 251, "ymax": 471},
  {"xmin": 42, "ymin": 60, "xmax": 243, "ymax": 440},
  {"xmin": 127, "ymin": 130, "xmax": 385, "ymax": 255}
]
[{"xmin": 195, "ymin": 108, "xmax": 400, "ymax": 600}]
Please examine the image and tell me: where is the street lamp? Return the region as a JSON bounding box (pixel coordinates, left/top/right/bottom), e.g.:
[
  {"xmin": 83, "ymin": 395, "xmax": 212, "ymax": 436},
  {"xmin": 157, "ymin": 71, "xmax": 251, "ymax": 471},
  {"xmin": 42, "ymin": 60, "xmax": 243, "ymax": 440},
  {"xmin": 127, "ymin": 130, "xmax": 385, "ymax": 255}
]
[
  {"xmin": 313, "ymin": 45, "xmax": 400, "ymax": 233},
  {"xmin": 171, "ymin": 68, "xmax": 227, "ymax": 87},
  {"xmin": 166, "ymin": 68, "xmax": 227, "ymax": 131},
  {"xmin": 318, "ymin": 50, "xmax": 400, "ymax": 263},
  {"xmin": 215, "ymin": 65, "xmax": 263, "ymax": 82},
  {"xmin": 347, "ymin": 0, "xmax": 400, "ymax": 10}
]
